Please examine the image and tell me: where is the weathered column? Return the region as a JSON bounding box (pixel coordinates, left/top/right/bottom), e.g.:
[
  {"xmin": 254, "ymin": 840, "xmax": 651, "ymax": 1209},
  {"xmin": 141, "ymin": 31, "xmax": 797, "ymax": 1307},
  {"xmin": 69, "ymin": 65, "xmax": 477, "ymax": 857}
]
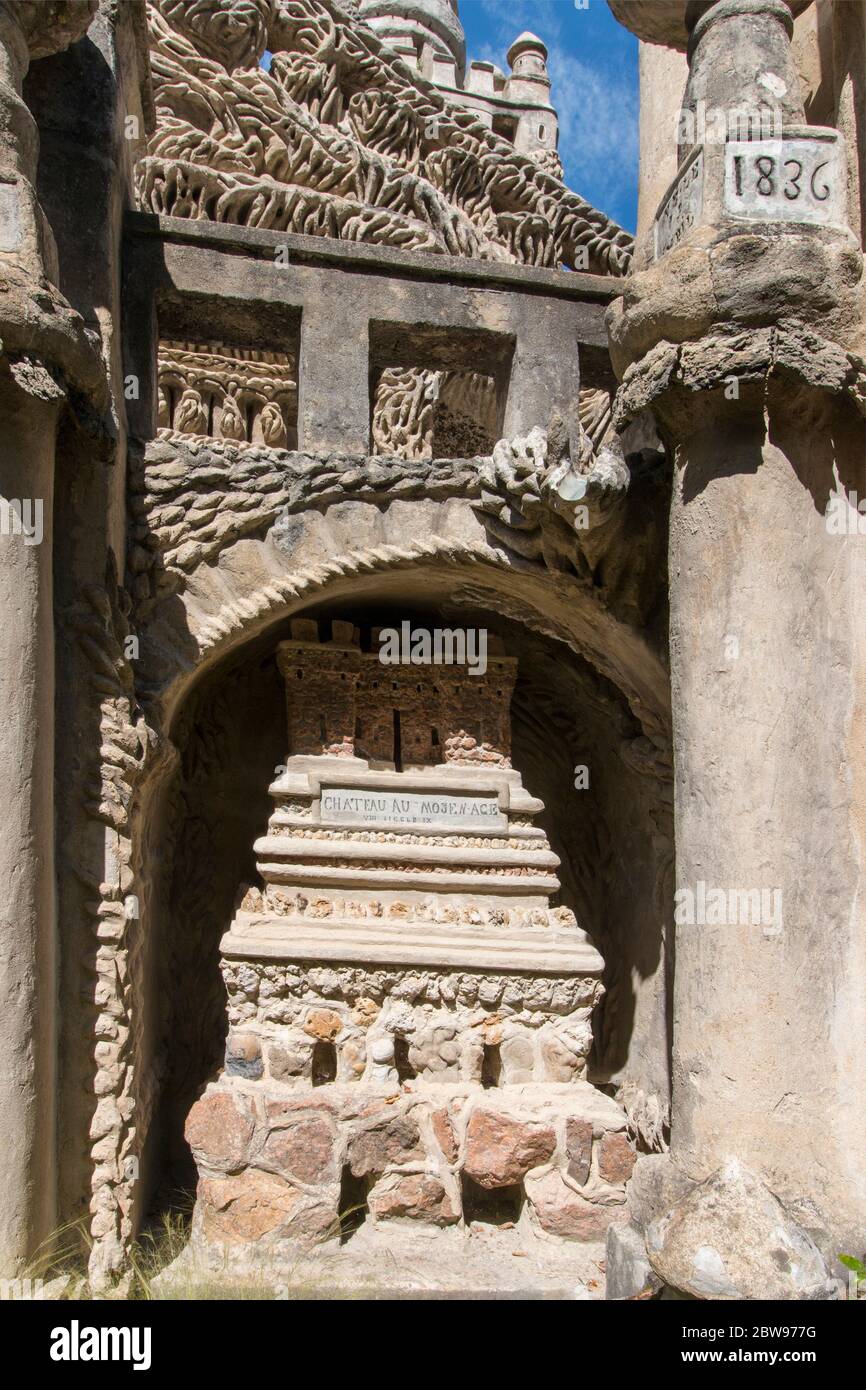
[
  {"xmin": 0, "ymin": 376, "xmax": 61, "ymax": 1269},
  {"xmin": 607, "ymin": 0, "xmax": 866, "ymax": 1295},
  {"xmin": 634, "ymin": 41, "xmax": 688, "ymax": 260},
  {"xmin": 0, "ymin": 0, "xmax": 99, "ymax": 1274}
]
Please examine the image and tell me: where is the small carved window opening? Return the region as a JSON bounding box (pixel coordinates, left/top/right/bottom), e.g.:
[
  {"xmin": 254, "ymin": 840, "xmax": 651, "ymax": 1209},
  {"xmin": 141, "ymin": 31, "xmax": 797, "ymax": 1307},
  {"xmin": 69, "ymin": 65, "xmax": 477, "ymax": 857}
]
[
  {"xmin": 461, "ymin": 1173, "xmax": 523, "ymax": 1226},
  {"xmin": 339, "ymin": 1166, "xmax": 369, "ymax": 1243},
  {"xmin": 393, "ymin": 708, "xmax": 403, "ymax": 772}
]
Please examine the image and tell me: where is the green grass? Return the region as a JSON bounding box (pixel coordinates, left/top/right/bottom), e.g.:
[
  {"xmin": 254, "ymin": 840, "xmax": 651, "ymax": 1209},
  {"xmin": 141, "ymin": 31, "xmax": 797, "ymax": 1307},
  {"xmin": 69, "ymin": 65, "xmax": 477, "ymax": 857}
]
[{"xmin": 10, "ymin": 1197, "xmax": 363, "ymax": 1300}]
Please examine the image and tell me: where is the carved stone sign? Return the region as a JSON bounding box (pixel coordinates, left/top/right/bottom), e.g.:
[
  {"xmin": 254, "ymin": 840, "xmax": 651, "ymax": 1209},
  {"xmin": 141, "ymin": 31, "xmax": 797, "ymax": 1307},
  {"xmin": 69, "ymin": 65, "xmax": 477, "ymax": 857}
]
[
  {"xmin": 654, "ymin": 147, "xmax": 704, "ymax": 260},
  {"xmin": 320, "ymin": 787, "xmax": 504, "ymax": 828},
  {"xmin": 724, "ymin": 132, "xmax": 847, "ymax": 229}
]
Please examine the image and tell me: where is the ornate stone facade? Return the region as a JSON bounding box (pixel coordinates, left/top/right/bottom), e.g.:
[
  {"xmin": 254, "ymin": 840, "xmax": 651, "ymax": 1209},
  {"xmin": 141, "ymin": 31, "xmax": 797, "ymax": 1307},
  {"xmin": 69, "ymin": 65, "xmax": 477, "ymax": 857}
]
[
  {"xmin": 137, "ymin": 0, "xmax": 632, "ymax": 273},
  {"xmin": 0, "ymin": 0, "xmax": 863, "ymax": 1306}
]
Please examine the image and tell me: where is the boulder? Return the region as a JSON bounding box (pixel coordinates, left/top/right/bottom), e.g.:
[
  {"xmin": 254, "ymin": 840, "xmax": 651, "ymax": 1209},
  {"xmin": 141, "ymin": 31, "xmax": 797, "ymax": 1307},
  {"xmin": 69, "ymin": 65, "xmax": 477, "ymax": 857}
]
[
  {"xmin": 565, "ymin": 1117, "xmax": 593, "ymax": 1185},
  {"xmin": 430, "ymin": 1107, "xmax": 459, "ymax": 1165},
  {"xmin": 628, "ymin": 1152, "xmax": 695, "ymax": 1232},
  {"xmin": 347, "ymin": 1113, "xmax": 424, "ymax": 1177},
  {"xmin": 368, "ymin": 1173, "xmax": 458, "ymax": 1226},
  {"xmin": 260, "ymin": 1114, "xmax": 337, "ymax": 1184},
  {"xmin": 185, "ymin": 1090, "xmax": 254, "ymax": 1173},
  {"xmin": 198, "ymin": 1171, "xmax": 335, "ymax": 1245},
  {"xmin": 598, "ymin": 1132, "xmax": 637, "ymax": 1184},
  {"xmin": 645, "ymin": 1159, "xmax": 839, "ymax": 1300},
  {"xmin": 527, "ymin": 1170, "xmax": 627, "ymax": 1242}
]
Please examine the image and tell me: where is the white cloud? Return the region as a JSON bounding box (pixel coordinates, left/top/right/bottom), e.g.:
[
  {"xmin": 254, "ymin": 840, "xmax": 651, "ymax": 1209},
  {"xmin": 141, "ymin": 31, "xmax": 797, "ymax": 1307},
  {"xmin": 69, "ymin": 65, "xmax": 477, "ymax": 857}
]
[
  {"xmin": 461, "ymin": 0, "xmax": 638, "ymax": 226},
  {"xmin": 546, "ymin": 44, "xmax": 637, "ymax": 223}
]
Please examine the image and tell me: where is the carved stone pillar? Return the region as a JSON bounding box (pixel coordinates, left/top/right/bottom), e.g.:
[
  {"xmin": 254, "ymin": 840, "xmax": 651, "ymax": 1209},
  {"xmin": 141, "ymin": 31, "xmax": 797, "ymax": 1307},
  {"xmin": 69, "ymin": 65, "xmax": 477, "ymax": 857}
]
[
  {"xmin": 0, "ymin": 0, "xmax": 97, "ymax": 1275},
  {"xmin": 607, "ymin": 0, "xmax": 866, "ymax": 1294},
  {"xmin": 0, "ymin": 374, "xmax": 63, "ymax": 1273}
]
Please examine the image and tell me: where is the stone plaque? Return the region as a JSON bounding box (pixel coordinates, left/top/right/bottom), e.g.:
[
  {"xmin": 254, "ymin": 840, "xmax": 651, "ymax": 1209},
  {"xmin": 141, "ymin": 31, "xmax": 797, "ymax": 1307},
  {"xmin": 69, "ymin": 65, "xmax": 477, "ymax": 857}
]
[
  {"xmin": 724, "ymin": 133, "xmax": 846, "ymax": 229},
  {"xmin": 320, "ymin": 787, "xmax": 504, "ymax": 828},
  {"xmin": 654, "ymin": 147, "xmax": 704, "ymax": 260}
]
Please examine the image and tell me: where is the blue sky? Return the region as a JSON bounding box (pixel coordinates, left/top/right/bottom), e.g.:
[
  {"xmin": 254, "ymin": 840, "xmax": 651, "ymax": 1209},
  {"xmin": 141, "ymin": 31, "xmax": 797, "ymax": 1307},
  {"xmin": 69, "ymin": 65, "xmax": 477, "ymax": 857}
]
[{"xmin": 459, "ymin": 0, "xmax": 639, "ymax": 232}]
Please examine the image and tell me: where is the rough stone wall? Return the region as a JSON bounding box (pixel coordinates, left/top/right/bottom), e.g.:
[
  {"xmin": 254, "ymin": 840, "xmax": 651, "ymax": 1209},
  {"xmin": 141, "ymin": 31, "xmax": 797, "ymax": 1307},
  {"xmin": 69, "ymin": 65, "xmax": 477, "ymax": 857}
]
[
  {"xmin": 0, "ymin": 0, "xmax": 154, "ymax": 1282},
  {"xmin": 0, "ymin": 0, "xmax": 679, "ymax": 1287},
  {"xmin": 185, "ymin": 1078, "xmax": 634, "ymax": 1253}
]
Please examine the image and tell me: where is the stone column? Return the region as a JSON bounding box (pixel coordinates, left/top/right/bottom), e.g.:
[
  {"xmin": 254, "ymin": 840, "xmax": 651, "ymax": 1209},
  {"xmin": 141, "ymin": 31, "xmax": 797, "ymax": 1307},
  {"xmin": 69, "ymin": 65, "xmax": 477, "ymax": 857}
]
[
  {"xmin": 656, "ymin": 373, "xmax": 866, "ymax": 1251},
  {"xmin": 607, "ymin": 0, "xmax": 866, "ymax": 1287},
  {"xmin": 0, "ymin": 0, "xmax": 97, "ymax": 1274},
  {"xmin": 0, "ymin": 376, "xmax": 61, "ymax": 1270},
  {"xmin": 634, "ymin": 42, "xmax": 689, "ymax": 261}
]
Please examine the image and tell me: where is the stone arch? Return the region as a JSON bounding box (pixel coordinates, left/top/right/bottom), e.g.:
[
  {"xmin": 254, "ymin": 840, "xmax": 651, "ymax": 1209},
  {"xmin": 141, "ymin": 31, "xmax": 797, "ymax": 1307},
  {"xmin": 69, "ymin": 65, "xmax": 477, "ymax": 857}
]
[
  {"xmin": 141, "ymin": 495, "xmax": 670, "ymax": 737},
  {"xmin": 128, "ymin": 498, "xmax": 673, "ymax": 1218}
]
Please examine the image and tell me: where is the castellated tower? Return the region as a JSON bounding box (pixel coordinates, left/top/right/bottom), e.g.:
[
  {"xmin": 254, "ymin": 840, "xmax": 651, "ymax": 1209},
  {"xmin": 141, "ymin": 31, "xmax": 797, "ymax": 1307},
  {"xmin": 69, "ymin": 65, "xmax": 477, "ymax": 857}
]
[
  {"xmin": 359, "ymin": 0, "xmax": 560, "ymax": 169},
  {"xmin": 358, "ymin": 0, "xmax": 467, "ymax": 84},
  {"xmin": 182, "ymin": 620, "xmax": 632, "ymax": 1288}
]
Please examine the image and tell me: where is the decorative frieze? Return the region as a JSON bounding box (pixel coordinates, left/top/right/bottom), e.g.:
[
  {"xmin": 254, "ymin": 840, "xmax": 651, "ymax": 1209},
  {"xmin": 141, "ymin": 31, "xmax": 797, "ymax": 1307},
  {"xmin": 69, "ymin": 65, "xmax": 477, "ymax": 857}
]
[
  {"xmin": 157, "ymin": 340, "xmax": 297, "ymax": 449},
  {"xmin": 138, "ymin": 0, "xmax": 633, "ymax": 276},
  {"xmin": 372, "ymin": 368, "xmax": 498, "ymax": 460}
]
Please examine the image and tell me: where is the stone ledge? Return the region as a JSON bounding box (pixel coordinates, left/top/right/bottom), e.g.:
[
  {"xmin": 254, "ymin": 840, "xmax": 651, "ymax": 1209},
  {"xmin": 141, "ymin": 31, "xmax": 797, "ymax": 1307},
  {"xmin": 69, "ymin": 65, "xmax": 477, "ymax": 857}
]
[
  {"xmin": 253, "ymin": 862, "xmax": 563, "ymax": 894},
  {"xmin": 125, "ymin": 211, "xmax": 622, "ymax": 303},
  {"xmin": 222, "ymin": 916, "xmax": 604, "ymax": 975},
  {"xmin": 254, "ymin": 835, "xmax": 560, "ymax": 871}
]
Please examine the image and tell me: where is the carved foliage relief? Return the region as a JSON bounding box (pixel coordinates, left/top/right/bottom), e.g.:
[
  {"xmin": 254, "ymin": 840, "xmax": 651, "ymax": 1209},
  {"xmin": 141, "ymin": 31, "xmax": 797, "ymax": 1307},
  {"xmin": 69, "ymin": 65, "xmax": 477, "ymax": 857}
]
[{"xmin": 138, "ymin": 0, "xmax": 633, "ymax": 275}]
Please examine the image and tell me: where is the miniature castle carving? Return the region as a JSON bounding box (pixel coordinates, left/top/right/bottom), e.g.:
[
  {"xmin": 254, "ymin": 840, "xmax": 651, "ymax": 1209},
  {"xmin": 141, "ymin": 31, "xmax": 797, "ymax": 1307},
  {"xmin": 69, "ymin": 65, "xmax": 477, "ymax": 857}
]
[{"xmin": 183, "ymin": 620, "xmax": 633, "ymax": 1265}]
